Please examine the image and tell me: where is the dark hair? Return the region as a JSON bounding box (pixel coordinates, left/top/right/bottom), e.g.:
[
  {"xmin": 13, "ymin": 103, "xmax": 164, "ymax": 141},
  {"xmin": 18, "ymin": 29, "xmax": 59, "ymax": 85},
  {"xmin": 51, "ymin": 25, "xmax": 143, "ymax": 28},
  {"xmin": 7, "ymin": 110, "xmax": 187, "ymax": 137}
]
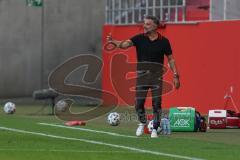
[{"xmin": 144, "ymin": 15, "xmax": 160, "ymax": 26}]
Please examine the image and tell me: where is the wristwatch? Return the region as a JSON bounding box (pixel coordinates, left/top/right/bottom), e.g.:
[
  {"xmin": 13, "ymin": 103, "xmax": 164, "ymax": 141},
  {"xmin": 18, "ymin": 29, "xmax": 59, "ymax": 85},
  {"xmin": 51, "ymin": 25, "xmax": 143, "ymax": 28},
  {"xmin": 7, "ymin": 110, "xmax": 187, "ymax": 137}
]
[{"xmin": 173, "ymin": 73, "xmax": 179, "ymax": 78}]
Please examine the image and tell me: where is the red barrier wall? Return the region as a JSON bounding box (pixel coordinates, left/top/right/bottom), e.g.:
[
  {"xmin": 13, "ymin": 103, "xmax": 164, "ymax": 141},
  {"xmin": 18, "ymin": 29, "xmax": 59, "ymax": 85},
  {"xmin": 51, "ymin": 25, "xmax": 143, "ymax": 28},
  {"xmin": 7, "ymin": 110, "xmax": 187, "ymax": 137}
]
[{"xmin": 102, "ymin": 20, "xmax": 240, "ymax": 114}]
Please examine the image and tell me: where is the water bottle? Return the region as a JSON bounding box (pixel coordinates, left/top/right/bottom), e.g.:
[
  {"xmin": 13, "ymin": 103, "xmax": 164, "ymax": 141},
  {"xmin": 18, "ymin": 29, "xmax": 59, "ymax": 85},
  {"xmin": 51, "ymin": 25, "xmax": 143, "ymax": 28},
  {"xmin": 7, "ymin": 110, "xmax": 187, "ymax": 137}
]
[
  {"xmin": 166, "ymin": 118, "xmax": 171, "ymax": 135},
  {"xmin": 161, "ymin": 118, "xmax": 167, "ymax": 135}
]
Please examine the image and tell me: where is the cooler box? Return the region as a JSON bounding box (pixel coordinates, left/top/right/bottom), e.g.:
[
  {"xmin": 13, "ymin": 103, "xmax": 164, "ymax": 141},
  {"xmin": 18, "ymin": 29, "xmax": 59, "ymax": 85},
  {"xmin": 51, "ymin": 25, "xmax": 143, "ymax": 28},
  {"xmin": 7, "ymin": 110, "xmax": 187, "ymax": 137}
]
[
  {"xmin": 169, "ymin": 107, "xmax": 196, "ymax": 132},
  {"xmin": 226, "ymin": 117, "xmax": 239, "ymax": 128},
  {"xmin": 208, "ymin": 110, "xmax": 226, "ymax": 129}
]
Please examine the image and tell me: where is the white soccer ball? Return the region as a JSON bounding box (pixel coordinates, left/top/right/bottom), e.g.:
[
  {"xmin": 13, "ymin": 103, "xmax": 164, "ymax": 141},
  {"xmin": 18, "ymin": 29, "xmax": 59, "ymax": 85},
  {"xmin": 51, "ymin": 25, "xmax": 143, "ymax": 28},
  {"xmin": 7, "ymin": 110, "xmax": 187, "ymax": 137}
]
[
  {"xmin": 107, "ymin": 112, "xmax": 120, "ymax": 126},
  {"xmin": 55, "ymin": 100, "xmax": 68, "ymax": 112},
  {"xmin": 148, "ymin": 120, "xmax": 162, "ymax": 133},
  {"xmin": 148, "ymin": 120, "xmax": 154, "ymax": 132},
  {"xmin": 3, "ymin": 102, "xmax": 16, "ymax": 114}
]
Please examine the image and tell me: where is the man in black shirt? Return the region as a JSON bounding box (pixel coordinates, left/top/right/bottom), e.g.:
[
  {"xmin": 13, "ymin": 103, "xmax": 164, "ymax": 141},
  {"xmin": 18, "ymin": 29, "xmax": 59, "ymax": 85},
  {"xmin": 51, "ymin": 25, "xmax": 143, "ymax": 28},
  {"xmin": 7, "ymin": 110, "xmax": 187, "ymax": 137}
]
[{"xmin": 107, "ymin": 15, "xmax": 180, "ymax": 138}]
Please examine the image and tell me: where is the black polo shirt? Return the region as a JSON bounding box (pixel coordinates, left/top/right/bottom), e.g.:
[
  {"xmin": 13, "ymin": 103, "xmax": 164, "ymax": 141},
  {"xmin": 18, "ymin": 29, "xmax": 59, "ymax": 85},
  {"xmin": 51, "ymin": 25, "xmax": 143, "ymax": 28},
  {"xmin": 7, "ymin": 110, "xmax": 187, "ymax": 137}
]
[{"xmin": 130, "ymin": 33, "xmax": 172, "ymax": 65}]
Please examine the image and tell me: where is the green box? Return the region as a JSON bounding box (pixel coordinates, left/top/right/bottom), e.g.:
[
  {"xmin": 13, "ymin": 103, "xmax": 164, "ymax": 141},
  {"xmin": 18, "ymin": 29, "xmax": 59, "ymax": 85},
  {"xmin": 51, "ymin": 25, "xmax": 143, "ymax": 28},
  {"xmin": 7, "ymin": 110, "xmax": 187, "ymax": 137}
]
[
  {"xmin": 26, "ymin": 0, "xmax": 43, "ymax": 7},
  {"xmin": 169, "ymin": 107, "xmax": 196, "ymax": 131}
]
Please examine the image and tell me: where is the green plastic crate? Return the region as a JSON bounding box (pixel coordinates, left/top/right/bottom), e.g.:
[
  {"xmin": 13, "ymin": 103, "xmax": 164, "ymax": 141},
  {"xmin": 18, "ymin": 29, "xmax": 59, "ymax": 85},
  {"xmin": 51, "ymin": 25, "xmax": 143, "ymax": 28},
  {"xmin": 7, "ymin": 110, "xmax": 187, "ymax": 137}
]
[{"xmin": 169, "ymin": 107, "xmax": 196, "ymax": 132}]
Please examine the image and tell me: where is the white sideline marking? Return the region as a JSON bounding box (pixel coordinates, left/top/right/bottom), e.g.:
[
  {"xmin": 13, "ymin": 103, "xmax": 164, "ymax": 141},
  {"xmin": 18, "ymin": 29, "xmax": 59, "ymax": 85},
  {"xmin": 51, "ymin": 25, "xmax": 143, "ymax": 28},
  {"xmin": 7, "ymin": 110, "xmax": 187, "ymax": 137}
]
[
  {"xmin": 38, "ymin": 122, "xmax": 137, "ymax": 138},
  {"xmin": 0, "ymin": 126, "xmax": 205, "ymax": 160},
  {"xmin": 0, "ymin": 148, "xmax": 132, "ymax": 153}
]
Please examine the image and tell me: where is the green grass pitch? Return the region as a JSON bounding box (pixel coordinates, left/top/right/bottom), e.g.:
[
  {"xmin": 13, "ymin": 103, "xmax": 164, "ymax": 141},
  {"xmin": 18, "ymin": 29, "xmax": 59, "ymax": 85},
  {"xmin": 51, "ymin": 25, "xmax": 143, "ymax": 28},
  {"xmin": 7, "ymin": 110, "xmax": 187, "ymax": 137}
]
[{"xmin": 0, "ymin": 105, "xmax": 240, "ymax": 160}]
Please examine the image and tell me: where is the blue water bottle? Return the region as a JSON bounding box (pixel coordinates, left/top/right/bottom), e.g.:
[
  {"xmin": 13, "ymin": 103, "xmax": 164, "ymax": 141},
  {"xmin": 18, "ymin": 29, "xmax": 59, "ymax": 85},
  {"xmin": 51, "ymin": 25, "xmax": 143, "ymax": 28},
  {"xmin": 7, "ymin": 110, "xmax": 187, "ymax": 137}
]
[
  {"xmin": 166, "ymin": 118, "xmax": 171, "ymax": 135},
  {"xmin": 161, "ymin": 118, "xmax": 167, "ymax": 135}
]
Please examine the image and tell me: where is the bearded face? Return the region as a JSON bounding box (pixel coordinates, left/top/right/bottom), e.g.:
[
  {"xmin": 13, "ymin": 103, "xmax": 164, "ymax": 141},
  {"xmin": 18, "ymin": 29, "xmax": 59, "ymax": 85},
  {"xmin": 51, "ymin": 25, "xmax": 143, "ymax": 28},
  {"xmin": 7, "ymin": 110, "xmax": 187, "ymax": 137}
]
[{"xmin": 143, "ymin": 19, "xmax": 158, "ymax": 34}]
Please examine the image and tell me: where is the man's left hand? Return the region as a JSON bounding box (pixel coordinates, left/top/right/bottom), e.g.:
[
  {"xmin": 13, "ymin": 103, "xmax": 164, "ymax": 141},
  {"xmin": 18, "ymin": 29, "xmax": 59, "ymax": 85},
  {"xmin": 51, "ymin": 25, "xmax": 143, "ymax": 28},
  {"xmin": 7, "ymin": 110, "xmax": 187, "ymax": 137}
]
[{"xmin": 173, "ymin": 77, "xmax": 180, "ymax": 89}]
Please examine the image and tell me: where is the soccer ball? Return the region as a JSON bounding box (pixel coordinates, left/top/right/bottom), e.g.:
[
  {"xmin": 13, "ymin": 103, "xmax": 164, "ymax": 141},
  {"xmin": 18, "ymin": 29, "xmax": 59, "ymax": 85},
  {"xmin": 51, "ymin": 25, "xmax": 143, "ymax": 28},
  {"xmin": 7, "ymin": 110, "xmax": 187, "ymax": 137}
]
[
  {"xmin": 147, "ymin": 120, "xmax": 154, "ymax": 132},
  {"xmin": 3, "ymin": 102, "xmax": 16, "ymax": 114},
  {"xmin": 55, "ymin": 100, "xmax": 68, "ymax": 112},
  {"xmin": 147, "ymin": 120, "xmax": 162, "ymax": 133},
  {"xmin": 107, "ymin": 112, "xmax": 120, "ymax": 126}
]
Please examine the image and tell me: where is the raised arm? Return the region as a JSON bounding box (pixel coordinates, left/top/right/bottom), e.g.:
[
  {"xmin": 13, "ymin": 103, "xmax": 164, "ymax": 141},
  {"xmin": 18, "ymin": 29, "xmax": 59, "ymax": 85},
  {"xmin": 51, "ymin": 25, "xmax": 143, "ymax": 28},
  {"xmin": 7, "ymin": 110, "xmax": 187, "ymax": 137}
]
[{"xmin": 106, "ymin": 35, "xmax": 133, "ymax": 49}]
